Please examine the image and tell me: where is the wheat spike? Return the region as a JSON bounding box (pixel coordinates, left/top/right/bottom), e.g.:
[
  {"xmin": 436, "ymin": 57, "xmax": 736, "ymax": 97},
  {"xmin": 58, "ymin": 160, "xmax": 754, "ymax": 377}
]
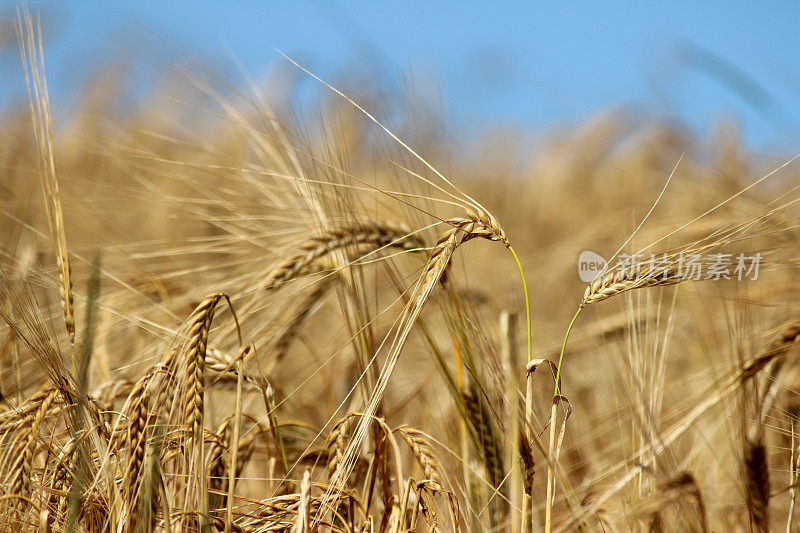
[
  {"xmin": 463, "ymin": 384, "xmax": 505, "ymax": 493},
  {"xmin": 9, "ymin": 386, "xmax": 59, "ymax": 504},
  {"xmin": 184, "ymin": 293, "xmax": 227, "ymax": 440},
  {"xmin": 519, "ymin": 433, "xmax": 535, "ymax": 497},
  {"xmin": 46, "ymin": 437, "xmax": 78, "ymax": 523},
  {"xmin": 264, "ymin": 221, "xmax": 423, "ymax": 292},
  {"xmin": 397, "ymin": 427, "xmax": 443, "ymax": 491},
  {"xmin": 744, "ymin": 440, "xmax": 770, "ymax": 533},
  {"xmin": 325, "ymin": 414, "xmax": 351, "ymax": 482},
  {"xmin": 582, "ymin": 260, "xmax": 682, "ymax": 305},
  {"xmin": 124, "ymin": 386, "xmax": 149, "ymax": 518}
]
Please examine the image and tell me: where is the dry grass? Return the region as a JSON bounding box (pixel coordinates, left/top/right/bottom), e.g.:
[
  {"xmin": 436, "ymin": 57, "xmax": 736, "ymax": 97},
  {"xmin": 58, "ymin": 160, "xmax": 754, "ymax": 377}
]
[{"xmin": 2, "ymin": 7, "xmax": 800, "ymax": 533}]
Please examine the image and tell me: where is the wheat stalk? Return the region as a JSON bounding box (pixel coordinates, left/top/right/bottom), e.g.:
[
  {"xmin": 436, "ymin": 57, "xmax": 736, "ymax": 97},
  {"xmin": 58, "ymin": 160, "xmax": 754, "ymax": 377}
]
[
  {"xmin": 324, "ymin": 208, "xmax": 507, "ymax": 516},
  {"xmin": 291, "ymin": 469, "xmax": 312, "ymax": 533},
  {"xmin": 16, "ymin": 8, "xmax": 75, "ymax": 343},
  {"xmin": 45, "ymin": 436, "xmax": 82, "ymax": 529}
]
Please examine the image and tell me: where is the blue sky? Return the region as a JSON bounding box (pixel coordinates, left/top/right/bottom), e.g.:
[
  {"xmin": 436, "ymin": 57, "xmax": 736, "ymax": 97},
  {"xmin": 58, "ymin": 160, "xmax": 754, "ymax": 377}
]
[{"xmin": 2, "ymin": 1, "xmax": 799, "ymax": 151}]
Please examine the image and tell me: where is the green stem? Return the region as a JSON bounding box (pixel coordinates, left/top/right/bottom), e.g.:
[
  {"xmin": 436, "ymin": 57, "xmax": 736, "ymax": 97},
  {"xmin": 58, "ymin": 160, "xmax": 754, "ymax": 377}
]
[
  {"xmin": 509, "ymin": 245, "xmax": 533, "ymax": 533},
  {"xmin": 509, "ymin": 246, "xmax": 532, "ymax": 361},
  {"xmin": 545, "ymin": 305, "xmax": 583, "ymax": 533},
  {"xmin": 553, "ymin": 306, "xmax": 583, "ymax": 396}
]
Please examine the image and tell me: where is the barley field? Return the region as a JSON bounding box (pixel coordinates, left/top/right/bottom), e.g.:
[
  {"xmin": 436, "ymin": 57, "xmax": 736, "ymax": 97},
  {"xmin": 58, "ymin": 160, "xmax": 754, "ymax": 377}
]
[{"xmin": 1, "ymin": 7, "xmax": 799, "ymax": 533}]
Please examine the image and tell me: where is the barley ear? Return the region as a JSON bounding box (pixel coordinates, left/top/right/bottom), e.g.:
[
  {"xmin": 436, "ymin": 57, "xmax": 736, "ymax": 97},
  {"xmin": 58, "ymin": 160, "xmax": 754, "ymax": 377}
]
[
  {"xmin": 16, "ymin": 8, "xmax": 75, "ymax": 342},
  {"xmin": 744, "ymin": 439, "xmax": 769, "ymax": 533}
]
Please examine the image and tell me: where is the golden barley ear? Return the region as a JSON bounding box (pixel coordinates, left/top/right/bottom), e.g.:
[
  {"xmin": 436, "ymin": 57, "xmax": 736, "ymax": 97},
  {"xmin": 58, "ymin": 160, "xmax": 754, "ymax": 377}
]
[
  {"xmin": 263, "ymin": 221, "xmax": 424, "ymax": 292},
  {"xmin": 397, "ymin": 427, "xmax": 444, "ymax": 492},
  {"xmin": 582, "ymin": 260, "xmax": 682, "ymax": 305},
  {"xmin": 183, "ymin": 293, "xmax": 232, "ymax": 441},
  {"xmin": 9, "ymin": 386, "xmax": 59, "ymax": 508},
  {"xmin": 325, "ymin": 414, "xmax": 352, "ymax": 483},
  {"xmin": 123, "ymin": 386, "xmax": 150, "ymax": 529}
]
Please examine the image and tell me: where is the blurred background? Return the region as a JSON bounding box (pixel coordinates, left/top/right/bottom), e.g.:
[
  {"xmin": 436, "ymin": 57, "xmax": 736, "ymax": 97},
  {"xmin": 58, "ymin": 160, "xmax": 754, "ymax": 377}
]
[{"xmin": 1, "ymin": 1, "xmax": 798, "ymax": 153}]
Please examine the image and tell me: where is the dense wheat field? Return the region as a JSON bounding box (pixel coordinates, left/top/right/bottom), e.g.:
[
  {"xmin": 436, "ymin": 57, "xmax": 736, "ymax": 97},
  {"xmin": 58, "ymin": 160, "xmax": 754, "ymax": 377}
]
[{"xmin": 2, "ymin": 8, "xmax": 800, "ymax": 533}]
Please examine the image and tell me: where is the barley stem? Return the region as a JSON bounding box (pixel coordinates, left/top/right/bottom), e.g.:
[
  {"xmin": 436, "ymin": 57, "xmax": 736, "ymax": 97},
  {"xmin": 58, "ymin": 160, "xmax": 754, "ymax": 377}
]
[
  {"xmin": 509, "ymin": 246, "xmax": 532, "ymax": 362},
  {"xmin": 545, "ymin": 305, "xmax": 583, "ymax": 533}
]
